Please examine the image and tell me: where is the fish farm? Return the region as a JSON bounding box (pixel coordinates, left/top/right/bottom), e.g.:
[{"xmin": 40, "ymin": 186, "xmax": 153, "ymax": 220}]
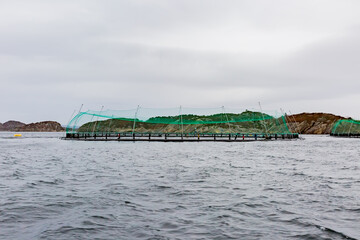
[
  {"xmin": 64, "ymin": 107, "xmax": 299, "ymax": 142},
  {"xmin": 330, "ymin": 119, "xmax": 360, "ymax": 138}
]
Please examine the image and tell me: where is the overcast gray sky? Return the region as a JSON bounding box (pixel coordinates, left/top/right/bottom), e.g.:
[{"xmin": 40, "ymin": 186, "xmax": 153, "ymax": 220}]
[{"xmin": 1, "ymin": 0, "xmax": 360, "ymax": 124}]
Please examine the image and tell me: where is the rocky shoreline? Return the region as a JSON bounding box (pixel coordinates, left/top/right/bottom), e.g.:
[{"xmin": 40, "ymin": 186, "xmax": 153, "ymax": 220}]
[{"xmin": 0, "ymin": 121, "xmax": 64, "ymax": 132}]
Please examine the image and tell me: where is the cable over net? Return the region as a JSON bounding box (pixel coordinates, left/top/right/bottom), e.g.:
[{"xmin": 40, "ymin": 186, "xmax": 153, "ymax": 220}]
[
  {"xmin": 66, "ymin": 107, "xmax": 293, "ymax": 135},
  {"xmin": 331, "ymin": 119, "xmax": 360, "ymax": 136}
]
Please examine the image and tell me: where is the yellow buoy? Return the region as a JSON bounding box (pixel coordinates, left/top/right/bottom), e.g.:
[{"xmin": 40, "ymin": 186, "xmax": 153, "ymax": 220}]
[{"xmin": 14, "ymin": 134, "xmax": 22, "ymax": 137}]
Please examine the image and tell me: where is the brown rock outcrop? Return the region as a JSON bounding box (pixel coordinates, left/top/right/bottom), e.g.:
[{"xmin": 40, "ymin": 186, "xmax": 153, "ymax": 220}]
[
  {"xmin": 285, "ymin": 113, "xmax": 348, "ymax": 134},
  {"xmin": 16, "ymin": 121, "xmax": 64, "ymax": 132},
  {"xmin": 0, "ymin": 120, "xmax": 64, "ymax": 132},
  {"xmin": 1, "ymin": 121, "xmax": 26, "ymax": 131}
]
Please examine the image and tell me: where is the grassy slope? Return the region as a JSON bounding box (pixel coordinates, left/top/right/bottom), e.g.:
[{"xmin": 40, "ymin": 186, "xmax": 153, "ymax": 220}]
[{"xmin": 78, "ymin": 111, "xmax": 289, "ymax": 134}]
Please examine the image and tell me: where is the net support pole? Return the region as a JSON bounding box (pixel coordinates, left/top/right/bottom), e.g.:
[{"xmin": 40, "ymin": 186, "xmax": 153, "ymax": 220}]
[
  {"xmin": 66, "ymin": 109, "xmax": 76, "ymax": 133},
  {"xmin": 258, "ymin": 102, "xmax": 269, "ymax": 135},
  {"xmin": 347, "ymin": 121, "xmax": 354, "ymax": 136},
  {"xmin": 289, "ymin": 110, "xmax": 300, "ymax": 134},
  {"xmin": 106, "ymin": 114, "xmax": 114, "ymax": 135},
  {"xmin": 280, "ymin": 108, "xmax": 293, "ymax": 133},
  {"xmin": 96, "ymin": 106, "xmax": 105, "ymax": 135},
  {"xmin": 180, "ymin": 106, "xmax": 184, "ymax": 139},
  {"xmin": 222, "ymin": 106, "xmax": 231, "ymax": 134},
  {"xmin": 132, "ymin": 105, "xmax": 140, "ymax": 136},
  {"xmin": 87, "ymin": 114, "xmax": 95, "ymax": 133},
  {"xmin": 92, "ymin": 105, "xmax": 104, "ymax": 136},
  {"xmin": 72, "ymin": 104, "xmax": 83, "ymax": 133}
]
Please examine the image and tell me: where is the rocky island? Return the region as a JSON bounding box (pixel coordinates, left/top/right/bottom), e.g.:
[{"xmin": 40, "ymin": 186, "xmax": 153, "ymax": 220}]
[{"xmin": 0, "ymin": 121, "xmax": 64, "ymax": 132}]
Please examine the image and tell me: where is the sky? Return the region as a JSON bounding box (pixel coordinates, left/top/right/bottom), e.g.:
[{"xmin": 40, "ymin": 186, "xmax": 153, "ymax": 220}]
[{"xmin": 1, "ymin": 0, "xmax": 360, "ymax": 124}]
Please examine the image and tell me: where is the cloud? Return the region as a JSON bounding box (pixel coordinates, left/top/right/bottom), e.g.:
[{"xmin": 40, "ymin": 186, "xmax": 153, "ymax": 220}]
[{"xmin": 1, "ymin": 0, "xmax": 360, "ymax": 123}]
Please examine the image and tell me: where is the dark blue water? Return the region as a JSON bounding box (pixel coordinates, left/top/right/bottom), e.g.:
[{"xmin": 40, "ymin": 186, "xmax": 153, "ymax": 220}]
[{"xmin": 0, "ymin": 133, "xmax": 359, "ymax": 239}]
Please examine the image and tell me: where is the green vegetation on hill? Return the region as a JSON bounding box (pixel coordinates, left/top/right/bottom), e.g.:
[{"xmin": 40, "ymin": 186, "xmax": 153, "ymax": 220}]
[
  {"xmin": 146, "ymin": 111, "xmax": 272, "ymax": 124},
  {"xmin": 332, "ymin": 119, "xmax": 360, "ymax": 134},
  {"xmin": 77, "ymin": 111, "xmax": 289, "ymax": 134}
]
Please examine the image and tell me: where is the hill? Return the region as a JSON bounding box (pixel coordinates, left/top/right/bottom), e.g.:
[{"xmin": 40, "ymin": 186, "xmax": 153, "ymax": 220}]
[
  {"xmin": 0, "ymin": 121, "xmax": 26, "ymax": 131},
  {"xmin": 0, "ymin": 121, "xmax": 64, "ymax": 132},
  {"xmin": 77, "ymin": 112, "xmax": 351, "ymax": 135},
  {"xmin": 77, "ymin": 111, "xmax": 287, "ymax": 134},
  {"xmin": 286, "ymin": 113, "xmax": 348, "ymax": 134},
  {"xmin": 17, "ymin": 121, "xmax": 64, "ymax": 132}
]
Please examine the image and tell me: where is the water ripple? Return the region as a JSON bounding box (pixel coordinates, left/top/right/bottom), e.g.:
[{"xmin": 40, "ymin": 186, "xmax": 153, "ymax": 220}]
[{"xmin": 0, "ymin": 133, "xmax": 359, "ymax": 239}]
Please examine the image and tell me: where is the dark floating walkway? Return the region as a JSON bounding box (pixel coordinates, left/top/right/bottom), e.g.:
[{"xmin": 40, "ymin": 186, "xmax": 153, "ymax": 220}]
[
  {"xmin": 330, "ymin": 133, "xmax": 360, "ymax": 138},
  {"xmin": 63, "ymin": 132, "xmax": 299, "ymax": 142}
]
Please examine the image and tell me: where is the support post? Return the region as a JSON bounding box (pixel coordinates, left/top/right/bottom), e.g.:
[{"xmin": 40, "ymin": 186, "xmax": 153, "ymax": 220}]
[
  {"xmin": 289, "ymin": 110, "xmax": 301, "ymax": 134},
  {"xmin": 66, "ymin": 109, "xmax": 76, "ymax": 133},
  {"xmin": 180, "ymin": 106, "xmax": 184, "ymax": 139},
  {"xmin": 92, "ymin": 105, "xmax": 104, "ymax": 136},
  {"xmin": 222, "ymin": 106, "xmax": 231, "ymax": 133},
  {"xmin": 280, "ymin": 108, "xmax": 293, "ymax": 133},
  {"xmin": 71, "ymin": 104, "xmax": 83, "ymax": 133},
  {"xmin": 347, "ymin": 120, "xmax": 354, "ymax": 136},
  {"xmin": 106, "ymin": 115, "xmax": 114, "ymax": 135},
  {"xmin": 258, "ymin": 102, "xmax": 269, "ymax": 136},
  {"xmin": 132, "ymin": 105, "xmax": 140, "ymax": 136}
]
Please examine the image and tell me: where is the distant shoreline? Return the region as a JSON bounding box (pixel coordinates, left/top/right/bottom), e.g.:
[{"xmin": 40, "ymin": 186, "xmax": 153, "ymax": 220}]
[
  {"xmin": 0, "ymin": 121, "xmax": 64, "ymax": 132},
  {"xmin": 0, "ymin": 112, "xmax": 353, "ymax": 134}
]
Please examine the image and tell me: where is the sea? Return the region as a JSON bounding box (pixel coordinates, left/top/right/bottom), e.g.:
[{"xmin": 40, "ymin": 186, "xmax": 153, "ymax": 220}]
[{"xmin": 0, "ymin": 132, "xmax": 359, "ymax": 240}]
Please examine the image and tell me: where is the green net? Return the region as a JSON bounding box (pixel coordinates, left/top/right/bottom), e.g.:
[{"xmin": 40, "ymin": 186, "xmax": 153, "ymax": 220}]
[
  {"xmin": 66, "ymin": 107, "xmax": 293, "ymax": 135},
  {"xmin": 331, "ymin": 119, "xmax": 360, "ymax": 136}
]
